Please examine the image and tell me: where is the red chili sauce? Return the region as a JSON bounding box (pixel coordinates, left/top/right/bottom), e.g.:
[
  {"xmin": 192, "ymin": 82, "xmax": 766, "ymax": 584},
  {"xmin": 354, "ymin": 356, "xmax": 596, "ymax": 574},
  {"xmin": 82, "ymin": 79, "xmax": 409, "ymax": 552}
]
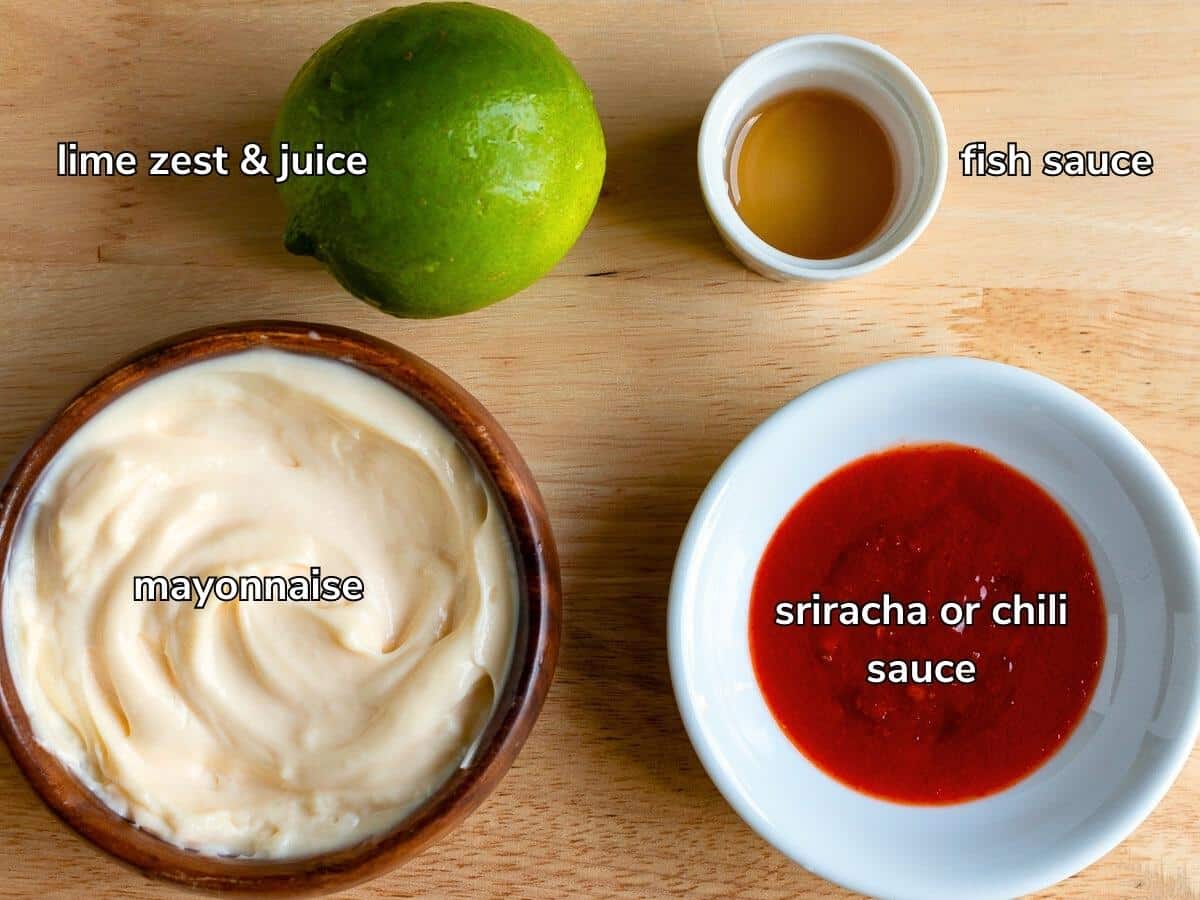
[{"xmin": 749, "ymin": 444, "xmax": 1106, "ymax": 804}]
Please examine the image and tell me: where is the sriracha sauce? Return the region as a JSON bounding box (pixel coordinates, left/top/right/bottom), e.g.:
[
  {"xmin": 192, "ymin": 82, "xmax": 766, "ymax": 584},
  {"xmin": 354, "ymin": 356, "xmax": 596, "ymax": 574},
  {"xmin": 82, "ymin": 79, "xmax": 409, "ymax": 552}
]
[{"xmin": 749, "ymin": 444, "xmax": 1106, "ymax": 804}]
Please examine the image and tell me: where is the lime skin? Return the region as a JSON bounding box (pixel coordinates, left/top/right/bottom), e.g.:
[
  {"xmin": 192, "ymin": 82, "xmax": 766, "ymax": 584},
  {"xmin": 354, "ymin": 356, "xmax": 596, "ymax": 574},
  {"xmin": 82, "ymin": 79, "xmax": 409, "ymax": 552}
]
[{"xmin": 273, "ymin": 2, "xmax": 607, "ymax": 318}]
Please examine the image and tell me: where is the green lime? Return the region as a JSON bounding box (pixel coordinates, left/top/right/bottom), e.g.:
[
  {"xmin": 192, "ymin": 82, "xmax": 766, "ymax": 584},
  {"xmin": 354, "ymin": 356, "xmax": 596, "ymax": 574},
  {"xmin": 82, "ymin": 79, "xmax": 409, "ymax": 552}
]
[{"xmin": 273, "ymin": 2, "xmax": 606, "ymax": 318}]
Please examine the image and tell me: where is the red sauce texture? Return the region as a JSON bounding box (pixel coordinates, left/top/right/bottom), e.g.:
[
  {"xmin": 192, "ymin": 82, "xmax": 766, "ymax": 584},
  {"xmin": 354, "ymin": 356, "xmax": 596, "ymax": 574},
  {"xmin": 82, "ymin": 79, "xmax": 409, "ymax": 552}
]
[{"xmin": 749, "ymin": 444, "xmax": 1106, "ymax": 804}]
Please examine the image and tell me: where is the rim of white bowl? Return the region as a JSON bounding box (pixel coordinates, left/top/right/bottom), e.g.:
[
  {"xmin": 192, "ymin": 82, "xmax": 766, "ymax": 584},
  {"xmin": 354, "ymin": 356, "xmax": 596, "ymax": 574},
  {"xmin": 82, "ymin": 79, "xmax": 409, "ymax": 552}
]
[{"xmin": 667, "ymin": 356, "xmax": 1200, "ymax": 898}]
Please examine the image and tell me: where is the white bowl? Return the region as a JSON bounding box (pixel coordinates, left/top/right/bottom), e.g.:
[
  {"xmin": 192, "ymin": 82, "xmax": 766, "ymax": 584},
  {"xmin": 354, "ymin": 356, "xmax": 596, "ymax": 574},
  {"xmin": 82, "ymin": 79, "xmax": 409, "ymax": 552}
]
[
  {"xmin": 697, "ymin": 35, "xmax": 947, "ymax": 281},
  {"xmin": 668, "ymin": 357, "xmax": 1200, "ymax": 899}
]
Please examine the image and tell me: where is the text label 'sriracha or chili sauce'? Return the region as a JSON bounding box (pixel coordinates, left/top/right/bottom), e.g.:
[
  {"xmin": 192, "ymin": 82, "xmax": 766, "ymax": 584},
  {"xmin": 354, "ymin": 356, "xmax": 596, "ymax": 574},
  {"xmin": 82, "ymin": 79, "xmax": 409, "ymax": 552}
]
[{"xmin": 749, "ymin": 444, "xmax": 1106, "ymax": 804}]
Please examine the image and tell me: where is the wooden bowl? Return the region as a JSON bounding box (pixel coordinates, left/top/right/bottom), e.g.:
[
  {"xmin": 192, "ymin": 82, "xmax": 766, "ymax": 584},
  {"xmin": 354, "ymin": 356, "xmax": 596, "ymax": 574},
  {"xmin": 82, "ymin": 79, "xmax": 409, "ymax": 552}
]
[{"xmin": 0, "ymin": 321, "xmax": 561, "ymax": 894}]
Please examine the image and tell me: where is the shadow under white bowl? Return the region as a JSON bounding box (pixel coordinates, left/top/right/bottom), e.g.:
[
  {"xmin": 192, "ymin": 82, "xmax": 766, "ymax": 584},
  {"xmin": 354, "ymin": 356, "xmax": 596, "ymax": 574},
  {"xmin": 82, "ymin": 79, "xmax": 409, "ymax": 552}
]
[{"xmin": 668, "ymin": 357, "xmax": 1200, "ymax": 899}]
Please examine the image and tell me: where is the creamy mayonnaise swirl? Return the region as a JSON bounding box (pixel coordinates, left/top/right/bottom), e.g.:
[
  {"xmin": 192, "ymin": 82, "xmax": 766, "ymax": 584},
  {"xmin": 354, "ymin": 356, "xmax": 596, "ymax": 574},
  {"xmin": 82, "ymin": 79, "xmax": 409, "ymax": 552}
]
[{"xmin": 2, "ymin": 348, "xmax": 516, "ymax": 858}]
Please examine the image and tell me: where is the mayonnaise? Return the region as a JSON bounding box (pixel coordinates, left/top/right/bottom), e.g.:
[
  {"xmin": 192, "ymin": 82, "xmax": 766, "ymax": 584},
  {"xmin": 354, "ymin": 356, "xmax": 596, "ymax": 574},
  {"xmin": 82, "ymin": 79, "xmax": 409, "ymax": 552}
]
[{"xmin": 2, "ymin": 349, "xmax": 517, "ymax": 859}]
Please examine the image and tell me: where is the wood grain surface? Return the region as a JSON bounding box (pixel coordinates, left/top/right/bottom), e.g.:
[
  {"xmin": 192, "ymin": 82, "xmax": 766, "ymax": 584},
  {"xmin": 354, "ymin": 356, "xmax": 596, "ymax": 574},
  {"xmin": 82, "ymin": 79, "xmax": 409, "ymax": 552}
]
[{"xmin": 1, "ymin": 1, "xmax": 1197, "ymax": 897}]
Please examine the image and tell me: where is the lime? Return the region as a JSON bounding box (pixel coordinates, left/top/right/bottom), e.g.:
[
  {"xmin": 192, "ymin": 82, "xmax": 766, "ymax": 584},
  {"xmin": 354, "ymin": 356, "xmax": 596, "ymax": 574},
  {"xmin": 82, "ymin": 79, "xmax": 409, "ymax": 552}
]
[{"xmin": 273, "ymin": 2, "xmax": 606, "ymax": 318}]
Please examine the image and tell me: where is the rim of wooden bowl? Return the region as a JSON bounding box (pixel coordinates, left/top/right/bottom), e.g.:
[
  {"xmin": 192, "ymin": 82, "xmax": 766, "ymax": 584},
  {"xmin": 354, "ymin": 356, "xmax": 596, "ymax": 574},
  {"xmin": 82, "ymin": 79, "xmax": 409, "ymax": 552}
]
[{"xmin": 0, "ymin": 320, "xmax": 561, "ymax": 894}]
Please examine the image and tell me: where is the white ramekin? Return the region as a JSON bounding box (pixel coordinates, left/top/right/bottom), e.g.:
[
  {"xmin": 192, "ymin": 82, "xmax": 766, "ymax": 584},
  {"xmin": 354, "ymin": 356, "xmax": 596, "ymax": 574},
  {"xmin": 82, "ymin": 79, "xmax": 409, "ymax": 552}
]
[{"xmin": 698, "ymin": 35, "xmax": 948, "ymax": 281}]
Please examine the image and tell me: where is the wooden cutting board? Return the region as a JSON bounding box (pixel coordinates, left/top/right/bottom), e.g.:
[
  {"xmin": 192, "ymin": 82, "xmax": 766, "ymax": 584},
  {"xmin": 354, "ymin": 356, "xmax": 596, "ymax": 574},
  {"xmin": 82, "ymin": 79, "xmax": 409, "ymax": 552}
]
[{"xmin": 1, "ymin": 1, "xmax": 1197, "ymax": 896}]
